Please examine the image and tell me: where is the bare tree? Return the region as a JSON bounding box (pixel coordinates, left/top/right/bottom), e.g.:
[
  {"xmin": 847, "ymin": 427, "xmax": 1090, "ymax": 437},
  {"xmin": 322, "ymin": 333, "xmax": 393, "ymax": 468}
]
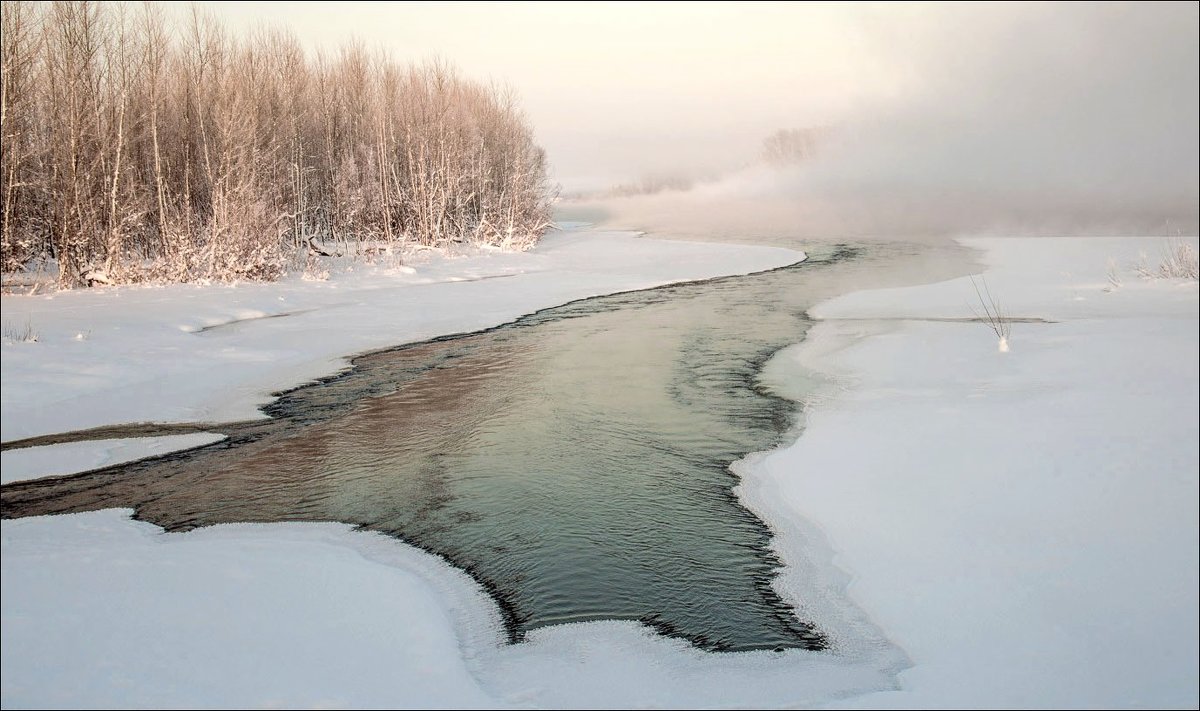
[
  {"xmin": 1, "ymin": 1, "xmax": 44, "ymax": 272},
  {"xmin": 0, "ymin": 2, "xmax": 555, "ymax": 285}
]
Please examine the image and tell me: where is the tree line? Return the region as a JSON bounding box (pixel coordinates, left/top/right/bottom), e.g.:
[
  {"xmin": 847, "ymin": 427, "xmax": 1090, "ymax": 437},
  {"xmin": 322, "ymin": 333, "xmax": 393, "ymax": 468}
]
[{"xmin": 1, "ymin": 1, "xmax": 555, "ymax": 286}]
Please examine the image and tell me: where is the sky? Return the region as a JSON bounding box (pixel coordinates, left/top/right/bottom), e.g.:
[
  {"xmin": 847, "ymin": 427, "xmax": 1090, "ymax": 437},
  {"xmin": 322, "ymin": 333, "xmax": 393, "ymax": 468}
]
[
  {"xmin": 196, "ymin": 1, "xmax": 1198, "ymax": 233},
  {"xmin": 190, "ymin": 2, "xmax": 923, "ymax": 182}
]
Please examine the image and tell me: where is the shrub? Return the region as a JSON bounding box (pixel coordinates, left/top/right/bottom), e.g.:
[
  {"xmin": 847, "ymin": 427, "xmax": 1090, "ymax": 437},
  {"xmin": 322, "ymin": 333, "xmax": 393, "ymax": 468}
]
[{"xmin": 970, "ymin": 275, "xmax": 1011, "ymax": 352}]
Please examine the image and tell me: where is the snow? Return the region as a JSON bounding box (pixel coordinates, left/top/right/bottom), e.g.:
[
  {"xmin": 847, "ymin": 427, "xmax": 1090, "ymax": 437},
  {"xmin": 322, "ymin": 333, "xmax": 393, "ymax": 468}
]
[
  {"xmin": 1, "ymin": 511, "xmax": 499, "ymax": 709},
  {"xmin": 1, "ymin": 434, "xmax": 225, "ymax": 484},
  {"xmin": 1, "ymin": 229, "xmax": 803, "ymax": 442},
  {"xmin": 2, "ymin": 233, "xmax": 1198, "ymax": 708},
  {"xmin": 749, "ymin": 236, "xmax": 1199, "ymax": 708}
]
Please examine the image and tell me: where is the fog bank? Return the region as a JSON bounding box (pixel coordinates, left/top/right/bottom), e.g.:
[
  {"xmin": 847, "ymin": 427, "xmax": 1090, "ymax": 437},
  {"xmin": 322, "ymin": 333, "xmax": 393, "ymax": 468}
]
[{"xmin": 573, "ymin": 3, "xmax": 1199, "ymax": 238}]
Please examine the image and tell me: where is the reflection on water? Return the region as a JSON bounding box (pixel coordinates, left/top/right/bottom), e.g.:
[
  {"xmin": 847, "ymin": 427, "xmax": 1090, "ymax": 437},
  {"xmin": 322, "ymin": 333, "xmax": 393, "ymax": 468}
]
[{"xmin": 1, "ymin": 238, "xmax": 971, "ymax": 652}]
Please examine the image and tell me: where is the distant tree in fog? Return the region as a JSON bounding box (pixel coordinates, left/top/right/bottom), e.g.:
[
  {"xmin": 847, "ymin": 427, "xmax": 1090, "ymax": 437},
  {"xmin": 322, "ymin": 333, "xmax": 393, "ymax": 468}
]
[
  {"xmin": 761, "ymin": 127, "xmax": 826, "ymax": 167},
  {"xmin": 608, "ymin": 174, "xmax": 695, "ymax": 198}
]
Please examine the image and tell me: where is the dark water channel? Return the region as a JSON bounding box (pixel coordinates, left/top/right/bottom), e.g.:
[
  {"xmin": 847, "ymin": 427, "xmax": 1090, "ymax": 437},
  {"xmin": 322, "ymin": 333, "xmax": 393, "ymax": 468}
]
[{"xmin": 1, "ymin": 237, "xmax": 970, "ymax": 652}]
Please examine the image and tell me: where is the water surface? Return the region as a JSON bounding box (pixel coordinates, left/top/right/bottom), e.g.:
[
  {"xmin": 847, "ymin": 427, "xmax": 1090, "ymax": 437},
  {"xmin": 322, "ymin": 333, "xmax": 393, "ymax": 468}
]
[{"xmin": 2, "ymin": 238, "xmax": 971, "ymax": 652}]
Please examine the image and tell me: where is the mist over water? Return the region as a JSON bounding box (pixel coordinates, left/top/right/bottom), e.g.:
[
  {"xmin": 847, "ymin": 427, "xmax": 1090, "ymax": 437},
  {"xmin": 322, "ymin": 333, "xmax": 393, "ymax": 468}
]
[{"xmin": 559, "ymin": 3, "xmax": 1199, "ymax": 240}]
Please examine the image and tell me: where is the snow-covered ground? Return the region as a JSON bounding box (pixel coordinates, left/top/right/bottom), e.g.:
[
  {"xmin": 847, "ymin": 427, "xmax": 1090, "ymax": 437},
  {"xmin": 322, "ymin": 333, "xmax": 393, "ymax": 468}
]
[
  {"xmin": 2, "ymin": 233, "xmax": 1197, "ymax": 708},
  {"xmin": 752, "ymin": 237, "xmax": 1199, "ymax": 708}
]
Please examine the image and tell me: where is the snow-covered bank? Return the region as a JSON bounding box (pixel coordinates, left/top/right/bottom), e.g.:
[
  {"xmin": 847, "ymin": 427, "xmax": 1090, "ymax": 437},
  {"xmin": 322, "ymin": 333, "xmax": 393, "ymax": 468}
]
[
  {"xmin": 751, "ymin": 236, "xmax": 1199, "ymax": 708},
  {"xmin": 0, "ymin": 507, "xmax": 900, "ymax": 710},
  {"xmin": 1, "ymin": 511, "xmax": 500, "ymax": 709},
  {"xmin": 1, "ymin": 229, "xmax": 803, "ymax": 443},
  {"xmin": 1, "ymin": 434, "xmax": 225, "ymax": 485}
]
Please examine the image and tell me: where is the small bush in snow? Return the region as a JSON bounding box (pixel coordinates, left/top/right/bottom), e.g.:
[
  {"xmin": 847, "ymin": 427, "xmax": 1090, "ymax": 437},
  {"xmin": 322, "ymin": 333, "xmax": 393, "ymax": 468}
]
[
  {"xmin": 970, "ymin": 275, "xmax": 1012, "ymax": 352},
  {"xmin": 1158, "ymin": 238, "xmax": 1198, "ymax": 280},
  {"xmin": 1134, "ymin": 239, "xmax": 1199, "ymax": 281},
  {"xmin": 3, "ymin": 318, "xmax": 38, "ymax": 343},
  {"xmin": 1105, "ymin": 258, "xmax": 1122, "ymax": 291}
]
